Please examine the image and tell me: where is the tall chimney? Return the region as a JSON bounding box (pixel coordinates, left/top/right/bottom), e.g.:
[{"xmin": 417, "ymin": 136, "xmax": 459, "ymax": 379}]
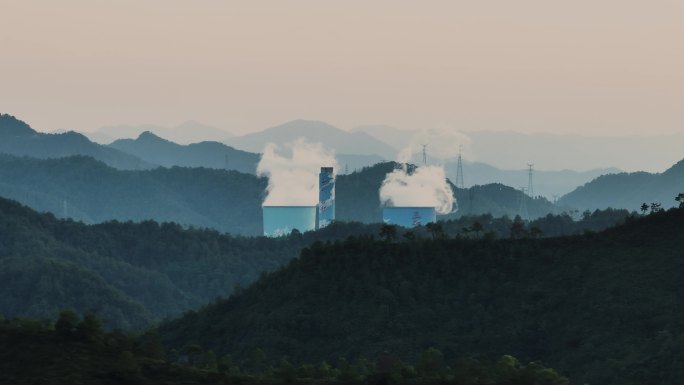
[{"xmin": 318, "ymin": 167, "xmax": 335, "ymax": 229}]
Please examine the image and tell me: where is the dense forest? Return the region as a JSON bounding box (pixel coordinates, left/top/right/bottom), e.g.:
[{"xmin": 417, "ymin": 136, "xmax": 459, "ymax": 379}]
[
  {"xmin": 158, "ymin": 206, "xmax": 684, "ymax": 385},
  {"xmin": 0, "ymin": 193, "xmax": 634, "ymax": 331},
  {"xmin": 0, "ymin": 313, "xmax": 570, "ymax": 385},
  {"xmin": 0, "ymin": 154, "xmax": 266, "ymax": 235},
  {"xmin": 0, "ymin": 197, "xmax": 308, "ymax": 329}
]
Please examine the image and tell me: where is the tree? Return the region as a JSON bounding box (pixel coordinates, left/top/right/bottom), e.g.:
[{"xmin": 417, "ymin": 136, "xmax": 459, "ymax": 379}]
[
  {"xmin": 54, "ymin": 309, "xmax": 79, "ymax": 337},
  {"xmin": 529, "ymin": 226, "xmax": 544, "ymax": 239},
  {"xmin": 650, "ymin": 202, "xmax": 662, "ymax": 214},
  {"xmin": 426, "ymin": 222, "xmax": 446, "ymax": 240},
  {"xmin": 76, "ymin": 313, "xmax": 103, "ymax": 342},
  {"xmin": 380, "ymin": 224, "xmax": 398, "ymax": 242},
  {"xmin": 418, "ymin": 347, "xmax": 445, "ymax": 377},
  {"xmin": 510, "ymin": 216, "xmax": 527, "ymax": 239},
  {"xmin": 640, "ymin": 203, "xmax": 649, "ymax": 215},
  {"xmin": 471, "ymin": 221, "xmax": 484, "ymax": 238},
  {"xmin": 676, "ymin": 193, "xmax": 684, "ymax": 208},
  {"xmin": 402, "ymin": 230, "xmax": 415, "ymax": 241}
]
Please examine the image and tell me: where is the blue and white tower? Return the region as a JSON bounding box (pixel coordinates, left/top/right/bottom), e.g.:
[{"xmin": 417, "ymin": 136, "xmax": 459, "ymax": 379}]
[{"xmin": 318, "ymin": 167, "xmax": 335, "ymax": 229}]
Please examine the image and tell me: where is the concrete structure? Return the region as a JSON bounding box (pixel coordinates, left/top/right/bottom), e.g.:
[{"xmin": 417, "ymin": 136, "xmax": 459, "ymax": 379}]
[
  {"xmin": 382, "ymin": 207, "xmax": 437, "ymax": 228},
  {"xmin": 318, "ymin": 167, "xmax": 335, "ymax": 229},
  {"xmin": 263, "ymin": 206, "xmax": 317, "ymax": 237}
]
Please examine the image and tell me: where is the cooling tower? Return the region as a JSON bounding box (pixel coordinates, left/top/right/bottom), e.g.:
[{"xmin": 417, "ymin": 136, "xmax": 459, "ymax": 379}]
[
  {"xmin": 263, "ymin": 206, "xmax": 317, "ymax": 237},
  {"xmin": 382, "ymin": 207, "xmax": 437, "ymax": 228},
  {"xmin": 318, "ymin": 167, "xmax": 335, "ymax": 229}
]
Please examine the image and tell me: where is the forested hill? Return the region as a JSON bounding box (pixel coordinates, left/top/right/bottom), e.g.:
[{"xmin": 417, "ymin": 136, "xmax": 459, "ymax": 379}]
[
  {"xmin": 0, "ymin": 156, "xmax": 559, "ymax": 236},
  {"xmin": 0, "ymin": 196, "xmax": 398, "ymax": 330},
  {"xmin": 0, "ymin": 197, "xmax": 311, "ymax": 329},
  {"xmin": 337, "ymin": 162, "xmax": 557, "ymax": 222},
  {"xmin": 559, "ymin": 157, "xmax": 684, "ymax": 211},
  {"xmin": 109, "ymin": 131, "xmax": 259, "ymax": 174},
  {"xmin": 158, "ymin": 207, "xmax": 684, "ymax": 385},
  {"xmin": 0, "ymin": 113, "xmax": 151, "ymax": 170},
  {"xmin": 0, "ymin": 154, "xmax": 265, "ymax": 235}
]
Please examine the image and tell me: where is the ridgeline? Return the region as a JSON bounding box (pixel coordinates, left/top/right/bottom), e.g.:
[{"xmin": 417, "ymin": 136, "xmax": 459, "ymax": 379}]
[{"xmin": 158, "ymin": 207, "xmax": 684, "ymax": 385}]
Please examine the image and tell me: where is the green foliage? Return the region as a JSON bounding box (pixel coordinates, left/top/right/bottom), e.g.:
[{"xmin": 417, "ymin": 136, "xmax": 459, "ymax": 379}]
[
  {"xmin": 0, "ymin": 197, "xmax": 322, "ymax": 328},
  {"xmin": 158, "ymin": 208, "xmax": 684, "ymax": 385}
]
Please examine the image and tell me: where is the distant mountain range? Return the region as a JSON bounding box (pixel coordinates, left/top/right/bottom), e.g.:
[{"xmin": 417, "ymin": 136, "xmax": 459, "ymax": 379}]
[
  {"xmin": 0, "ymin": 154, "xmax": 265, "ymax": 235},
  {"xmin": 108, "ymin": 131, "xmax": 384, "ymax": 175},
  {"xmin": 0, "ymin": 154, "xmax": 559, "ymax": 236},
  {"xmin": 0, "ymin": 114, "xmax": 151, "ymax": 170},
  {"xmin": 465, "ymin": 130, "xmax": 684, "ymax": 173},
  {"xmin": 224, "ymin": 119, "xmax": 397, "ymax": 160},
  {"xmin": 85, "ymin": 120, "xmax": 234, "ymax": 144},
  {"xmin": 447, "ymin": 161, "xmax": 621, "ymax": 199},
  {"xmin": 559, "ymin": 158, "xmax": 684, "ymax": 211},
  {"xmin": 109, "ymin": 132, "xmax": 259, "ymax": 174}
]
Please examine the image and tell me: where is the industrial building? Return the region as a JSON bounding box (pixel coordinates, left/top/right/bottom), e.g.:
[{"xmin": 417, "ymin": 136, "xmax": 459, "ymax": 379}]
[
  {"xmin": 263, "ymin": 167, "xmax": 336, "ymax": 237},
  {"xmin": 318, "ymin": 167, "xmax": 335, "ymax": 229},
  {"xmin": 263, "ymin": 206, "xmax": 317, "ymax": 237},
  {"xmin": 382, "ymin": 207, "xmax": 437, "ymax": 228},
  {"xmin": 263, "ymin": 164, "xmax": 442, "ymax": 235}
]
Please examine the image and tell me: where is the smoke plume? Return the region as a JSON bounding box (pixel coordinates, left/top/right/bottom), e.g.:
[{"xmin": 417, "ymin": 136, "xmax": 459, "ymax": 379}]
[
  {"xmin": 379, "ymin": 164, "xmax": 455, "ymax": 214},
  {"xmin": 381, "ymin": 128, "xmax": 463, "ymax": 215},
  {"xmin": 257, "ymin": 139, "xmax": 337, "ymax": 206}
]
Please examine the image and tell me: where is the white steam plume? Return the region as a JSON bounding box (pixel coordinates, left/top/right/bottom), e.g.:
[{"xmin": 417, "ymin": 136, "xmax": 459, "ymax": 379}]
[
  {"xmin": 381, "ymin": 128, "xmax": 464, "ymax": 215},
  {"xmin": 257, "ymin": 139, "xmax": 338, "ymax": 206},
  {"xmin": 380, "ymin": 164, "xmax": 455, "ymax": 214}
]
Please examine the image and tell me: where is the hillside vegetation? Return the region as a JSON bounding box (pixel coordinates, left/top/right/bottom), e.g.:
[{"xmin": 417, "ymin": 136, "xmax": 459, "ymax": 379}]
[
  {"xmin": 0, "ymin": 314, "xmax": 569, "ymax": 385},
  {"xmin": 0, "ymin": 156, "xmax": 561, "ymax": 236},
  {"xmin": 158, "ymin": 207, "xmax": 684, "ymax": 385},
  {"xmin": 0, "ymin": 197, "xmax": 310, "ymax": 328}
]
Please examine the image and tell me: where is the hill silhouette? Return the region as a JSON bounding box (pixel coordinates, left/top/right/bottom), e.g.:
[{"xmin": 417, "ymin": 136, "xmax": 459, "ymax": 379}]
[
  {"xmin": 89, "ymin": 120, "xmax": 234, "ymax": 144},
  {"xmin": 559, "ymin": 158, "xmax": 684, "ymax": 211},
  {"xmin": 109, "ymin": 131, "xmax": 259, "ymax": 174},
  {"xmin": 158, "ymin": 207, "xmax": 684, "ymax": 385},
  {"xmin": 0, "ymin": 114, "xmax": 151, "ymax": 170},
  {"xmin": 225, "ymin": 119, "xmax": 396, "ymax": 159},
  {"xmin": 0, "ymin": 156, "xmax": 560, "ymax": 236}
]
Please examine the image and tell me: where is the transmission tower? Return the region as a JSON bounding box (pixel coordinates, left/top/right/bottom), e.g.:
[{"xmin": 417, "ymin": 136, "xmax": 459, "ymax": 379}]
[
  {"xmin": 63, "ymin": 199, "xmax": 68, "ymax": 218},
  {"xmin": 527, "ymin": 164, "xmax": 534, "ymax": 198},
  {"xmin": 455, "ymin": 145, "xmax": 465, "ymax": 189},
  {"xmin": 422, "ymin": 144, "xmax": 428, "ymax": 165},
  {"xmin": 517, "ymin": 187, "xmax": 529, "ymax": 221}
]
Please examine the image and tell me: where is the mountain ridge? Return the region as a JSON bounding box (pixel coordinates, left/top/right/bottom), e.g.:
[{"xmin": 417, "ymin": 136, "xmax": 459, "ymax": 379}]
[{"xmin": 0, "ymin": 114, "xmax": 153, "ymax": 170}]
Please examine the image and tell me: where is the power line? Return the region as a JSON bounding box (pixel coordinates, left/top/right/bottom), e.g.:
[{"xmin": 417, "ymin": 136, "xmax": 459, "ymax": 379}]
[
  {"xmin": 455, "ymin": 145, "xmax": 465, "ymax": 189},
  {"xmin": 422, "ymin": 144, "xmax": 428, "ymax": 165},
  {"xmin": 527, "ymin": 163, "xmax": 534, "ymax": 198}
]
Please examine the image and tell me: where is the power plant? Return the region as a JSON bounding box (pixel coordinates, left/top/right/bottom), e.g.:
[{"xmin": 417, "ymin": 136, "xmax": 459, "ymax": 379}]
[
  {"xmin": 263, "ymin": 206, "xmax": 317, "ymax": 237},
  {"xmin": 382, "ymin": 207, "xmax": 437, "ymax": 228},
  {"xmin": 263, "ymin": 166, "xmax": 336, "ymax": 237},
  {"xmin": 318, "ymin": 167, "xmax": 335, "ymax": 229},
  {"xmin": 262, "ymin": 162, "xmax": 447, "ymax": 236}
]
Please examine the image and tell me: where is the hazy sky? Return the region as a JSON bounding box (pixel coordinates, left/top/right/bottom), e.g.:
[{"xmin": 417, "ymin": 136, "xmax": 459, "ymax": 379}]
[{"xmin": 2, "ymin": 0, "xmax": 683, "ymax": 136}]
